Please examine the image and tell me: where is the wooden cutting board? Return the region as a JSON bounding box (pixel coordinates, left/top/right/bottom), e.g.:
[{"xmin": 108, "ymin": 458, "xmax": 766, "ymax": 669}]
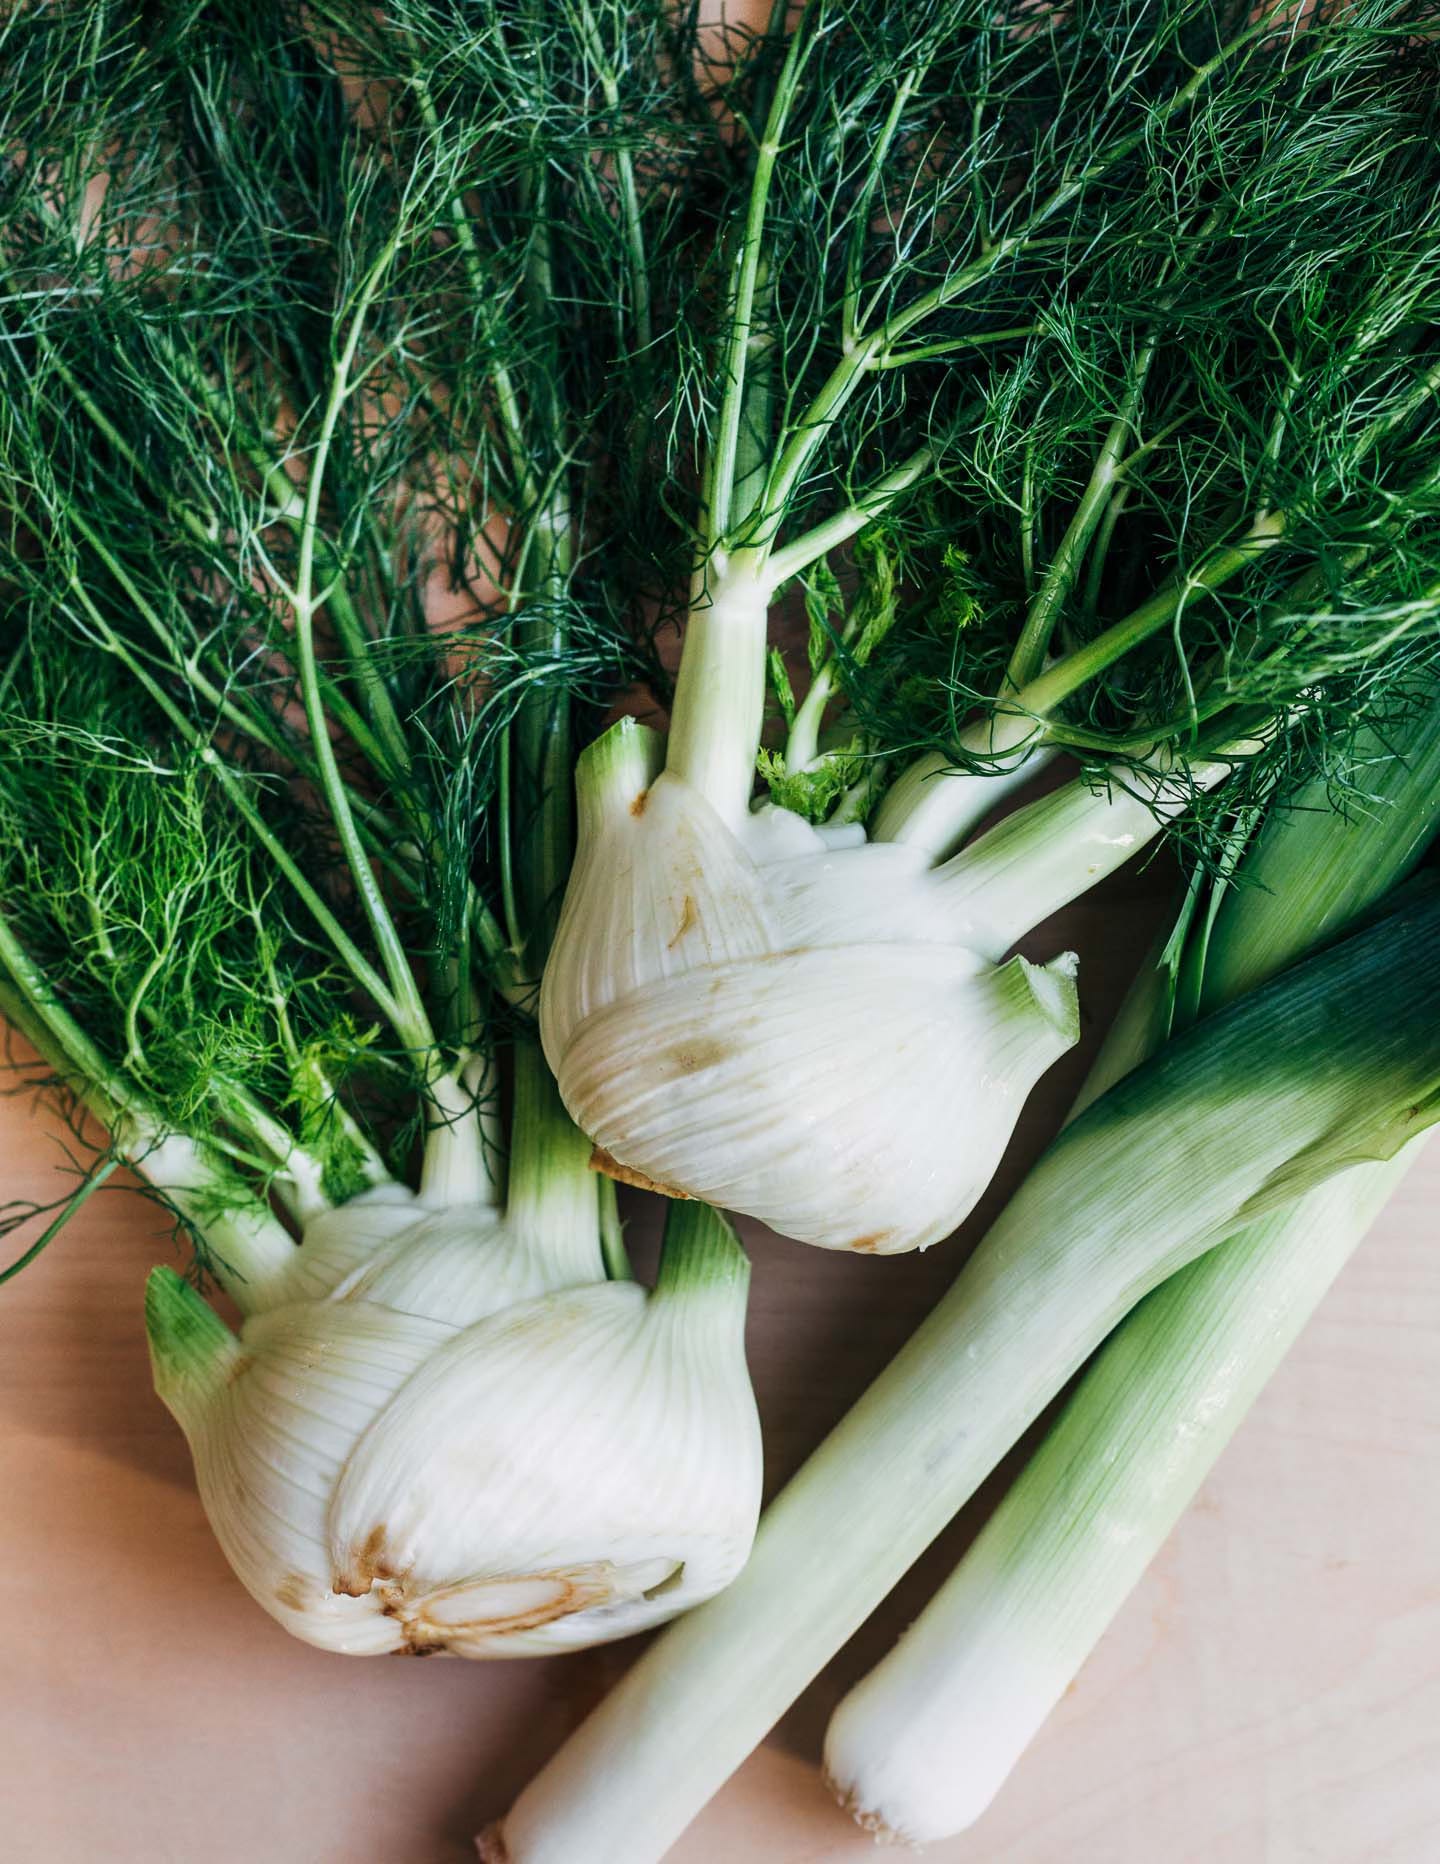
[{"xmin": 3, "ymin": 883, "xmax": 1437, "ymax": 1864}]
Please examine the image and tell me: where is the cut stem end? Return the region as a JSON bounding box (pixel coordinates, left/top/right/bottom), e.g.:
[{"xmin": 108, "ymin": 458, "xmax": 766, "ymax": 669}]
[{"xmin": 144, "ymin": 1266, "xmax": 242, "ymax": 1430}]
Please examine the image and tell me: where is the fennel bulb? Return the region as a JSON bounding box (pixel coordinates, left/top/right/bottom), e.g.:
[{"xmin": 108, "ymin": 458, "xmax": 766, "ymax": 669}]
[
  {"xmin": 148, "ymin": 1180, "xmax": 759, "ymax": 1658},
  {"xmin": 541, "ymin": 716, "xmax": 1094, "ymax": 1254},
  {"xmin": 0, "ymin": 1, "xmax": 767, "ymax": 1666}
]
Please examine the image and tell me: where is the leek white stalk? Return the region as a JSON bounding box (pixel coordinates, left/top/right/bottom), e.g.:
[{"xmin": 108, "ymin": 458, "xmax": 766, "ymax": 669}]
[
  {"xmin": 482, "ymin": 889, "xmax": 1440, "ymax": 1864},
  {"xmin": 822, "ymin": 1147, "xmax": 1422, "ymax": 1841},
  {"xmin": 146, "ymin": 1050, "xmax": 762, "ymax": 1658},
  {"xmin": 823, "ymin": 699, "xmax": 1440, "ymax": 1840}
]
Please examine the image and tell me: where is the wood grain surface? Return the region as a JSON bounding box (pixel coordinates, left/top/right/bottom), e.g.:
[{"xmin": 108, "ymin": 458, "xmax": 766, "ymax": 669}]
[{"xmin": 3, "ymin": 868, "xmax": 1437, "ymax": 1864}]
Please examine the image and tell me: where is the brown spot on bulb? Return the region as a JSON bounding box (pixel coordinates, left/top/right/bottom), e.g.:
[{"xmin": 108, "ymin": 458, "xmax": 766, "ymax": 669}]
[
  {"xmin": 589, "ymin": 1145, "xmax": 691, "ymax": 1200},
  {"xmin": 665, "ymin": 1037, "xmax": 732, "ymax": 1073},
  {"xmin": 629, "ymin": 788, "xmax": 648, "ymax": 816},
  {"xmin": 667, "ymin": 893, "xmax": 698, "ymax": 947},
  {"xmin": 390, "ymin": 1632, "xmax": 447, "ymax": 1657},
  {"xmin": 275, "ymin": 1572, "xmax": 310, "ymax": 1613},
  {"xmin": 385, "ymin": 1568, "xmax": 625, "ymax": 1655},
  {"xmin": 331, "ymin": 1522, "xmax": 399, "ymax": 1598},
  {"xmin": 848, "ymin": 1233, "xmax": 889, "ymax": 1254}
]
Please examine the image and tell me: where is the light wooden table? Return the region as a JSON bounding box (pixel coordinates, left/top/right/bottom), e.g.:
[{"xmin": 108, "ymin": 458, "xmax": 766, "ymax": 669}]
[{"xmin": 3, "ymin": 892, "xmax": 1438, "ymax": 1863}]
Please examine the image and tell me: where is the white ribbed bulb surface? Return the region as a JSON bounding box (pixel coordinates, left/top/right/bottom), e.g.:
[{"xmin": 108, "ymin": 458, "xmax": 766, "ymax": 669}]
[
  {"xmin": 541, "ymin": 756, "xmax": 1080, "ymax": 1255},
  {"xmin": 147, "ymin": 1187, "xmax": 761, "ymax": 1657}
]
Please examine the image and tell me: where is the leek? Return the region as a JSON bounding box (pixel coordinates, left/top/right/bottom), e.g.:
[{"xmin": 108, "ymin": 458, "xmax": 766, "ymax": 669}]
[
  {"xmin": 824, "ymin": 698, "xmax": 1440, "ymax": 1840},
  {"xmin": 482, "ymin": 885, "xmax": 1440, "ymax": 1864}
]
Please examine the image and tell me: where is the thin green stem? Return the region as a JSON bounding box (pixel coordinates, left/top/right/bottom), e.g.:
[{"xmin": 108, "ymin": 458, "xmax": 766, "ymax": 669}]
[
  {"xmin": 40, "ymin": 343, "xmax": 212, "ymax": 544},
  {"xmin": 729, "ymin": 261, "xmax": 777, "ymax": 538},
  {"xmin": 597, "ymin": 1175, "xmax": 631, "ymax": 1281},
  {"xmin": 0, "ymin": 919, "xmax": 296, "ymax": 1309},
  {"xmin": 573, "ymin": 0, "xmax": 652, "ymax": 350},
  {"xmin": 842, "ymin": 71, "xmax": 922, "ymax": 350},
  {"xmin": 320, "ymin": 588, "xmax": 416, "ymax": 780},
  {"xmin": 289, "ymin": 239, "xmax": 437, "ymax": 1060},
  {"xmin": 120, "ymin": 902, "xmax": 185, "ymax": 1075},
  {"xmin": 129, "ymin": 330, "xmax": 412, "ymax": 778},
  {"xmin": 1004, "ymin": 336, "xmax": 1157, "ymax": 690},
  {"xmin": 872, "ymin": 325, "xmax": 1039, "ymax": 369},
  {"xmin": 66, "ymin": 535, "xmax": 413, "ymax": 887},
  {"xmin": 507, "ymin": 501, "xmax": 576, "ymax": 977},
  {"xmin": 1018, "ymin": 434, "xmax": 1039, "ymax": 600},
  {"xmin": 705, "ymin": 8, "xmax": 812, "ymax": 554},
  {"xmin": 503, "ymin": 121, "xmax": 577, "ymax": 975},
  {"xmin": 0, "ymin": 909, "xmax": 140, "ymax": 1129},
  {"xmin": 756, "ymin": 17, "xmax": 1269, "ymax": 535},
  {"xmin": 206, "ymin": 1072, "xmax": 334, "ymax": 1222},
  {"xmin": 765, "ymin": 448, "xmax": 931, "ymax": 589},
  {"xmin": 0, "ymin": 1156, "xmax": 122, "ymax": 1288},
  {"xmin": 407, "ymin": 65, "xmax": 536, "ymax": 500},
  {"xmin": 497, "ymin": 727, "xmax": 523, "ymax": 963},
  {"xmin": 754, "ymin": 327, "xmax": 885, "ymax": 557},
  {"xmin": 1014, "ymin": 510, "xmax": 1290, "ymax": 723},
  {"xmin": 42, "ymin": 377, "xmax": 401, "ymax": 792},
  {"xmin": 58, "ymin": 566, "xmax": 408, "ymax": 1032},
  {"xmin": 57, "ymin": 504, "xmax": 317, "ymax": 766}
]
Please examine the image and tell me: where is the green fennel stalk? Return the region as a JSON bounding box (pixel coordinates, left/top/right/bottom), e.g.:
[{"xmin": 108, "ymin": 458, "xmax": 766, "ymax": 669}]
[{"xmin": 487, "ymin": 876, "xmax": 1440, "ymax": 1863}]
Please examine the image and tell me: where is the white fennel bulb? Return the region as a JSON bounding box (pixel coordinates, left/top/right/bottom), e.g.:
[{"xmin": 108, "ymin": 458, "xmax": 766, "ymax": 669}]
[
  {"xmin": 540, "ymin": 709, "xmax": 1209, "ymax": 1254},
  {"xmin": 144, "ymin": 1052, "xmax": 761, "ymax": 1658}
]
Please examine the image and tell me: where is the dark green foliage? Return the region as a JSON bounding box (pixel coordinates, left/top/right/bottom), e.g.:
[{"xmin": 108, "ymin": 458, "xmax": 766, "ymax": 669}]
[
  {"xmin": 701, "ymin": 1, "xmax": 1440, "ymax": 813},
  {"xmin": 0, "ymin": 0, "xmax": 706, "ymax": 1221},
  {"xmin": 2, "ymin": 0, "xmax": 1439, "ymax": 1263}
]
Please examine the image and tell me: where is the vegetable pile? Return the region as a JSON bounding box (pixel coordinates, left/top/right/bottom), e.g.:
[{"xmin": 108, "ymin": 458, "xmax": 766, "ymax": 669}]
[
  {"xmin": 0, "ymin": 0, "xmax": 763, "ymax": 1656},
  {"xmin": 2, "ymin": 0, "xmax": 1438, "ymax": 1853}
]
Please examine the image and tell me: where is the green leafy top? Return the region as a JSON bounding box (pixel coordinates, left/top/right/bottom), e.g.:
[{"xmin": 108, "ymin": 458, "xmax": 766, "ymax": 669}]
[
  {"xmin": 684, "ymin": 0, "xmax": 1440, "ymax": 825},
  {"xmin": 4, "ymin": 0, "xmax": 1440, "ymax": 1275},
  {"xmin": 0, "ymin": 0, "xmax": 707, "ymax": 1265}
]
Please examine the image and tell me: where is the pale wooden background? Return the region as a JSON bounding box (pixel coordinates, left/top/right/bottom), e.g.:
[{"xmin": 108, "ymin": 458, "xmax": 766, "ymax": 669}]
[{"xmin": 3, "ymin": 870, "xmax": 1437, "ymax": 1864}]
